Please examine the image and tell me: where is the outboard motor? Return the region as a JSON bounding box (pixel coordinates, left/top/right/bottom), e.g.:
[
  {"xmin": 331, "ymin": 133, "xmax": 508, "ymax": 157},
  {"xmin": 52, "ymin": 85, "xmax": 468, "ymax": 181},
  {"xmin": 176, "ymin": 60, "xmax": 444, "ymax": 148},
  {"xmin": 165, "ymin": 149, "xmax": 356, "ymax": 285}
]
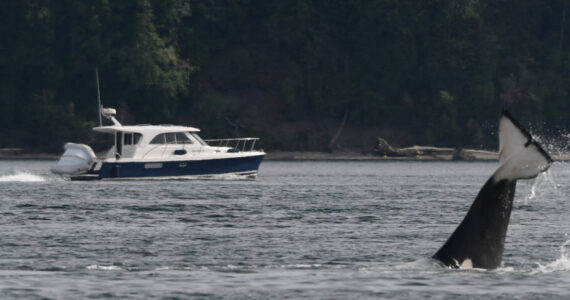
[{"xmin": 51, "ymin": 143, "xmax": 97, "ymax": 175}]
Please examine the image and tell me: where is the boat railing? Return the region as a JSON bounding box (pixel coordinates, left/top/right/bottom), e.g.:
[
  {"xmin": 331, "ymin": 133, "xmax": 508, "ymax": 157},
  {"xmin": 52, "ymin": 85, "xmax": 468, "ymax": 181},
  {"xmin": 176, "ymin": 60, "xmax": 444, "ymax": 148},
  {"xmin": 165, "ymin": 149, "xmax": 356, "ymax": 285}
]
[{"xmin": 204, "ymin": 138, "xmax": 261, "ymax": 152}]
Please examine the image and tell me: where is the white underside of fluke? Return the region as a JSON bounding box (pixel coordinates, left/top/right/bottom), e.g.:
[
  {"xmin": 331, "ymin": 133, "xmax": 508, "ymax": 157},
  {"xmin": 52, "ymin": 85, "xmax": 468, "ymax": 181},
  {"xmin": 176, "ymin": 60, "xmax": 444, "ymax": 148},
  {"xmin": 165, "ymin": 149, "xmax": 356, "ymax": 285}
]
[
  {"xmin": 494, "ymin": 142, "xmax": 551, "ymax": 181},
  {"xmin": 51, "ymin": 143, "xmax": 96, "ymax": 175},
  {"xmin": 493, "ymin": 112, "xmax": 552, "ymax": 181}
]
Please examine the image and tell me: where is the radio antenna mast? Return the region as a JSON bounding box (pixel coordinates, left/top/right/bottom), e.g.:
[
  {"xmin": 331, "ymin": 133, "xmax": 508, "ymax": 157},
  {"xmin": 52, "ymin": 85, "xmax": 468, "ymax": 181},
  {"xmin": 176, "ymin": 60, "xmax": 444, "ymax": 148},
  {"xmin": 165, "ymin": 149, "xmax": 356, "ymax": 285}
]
[{"xmin": 95, "ymin": 68, "xmax": 103, "ymax": 127}]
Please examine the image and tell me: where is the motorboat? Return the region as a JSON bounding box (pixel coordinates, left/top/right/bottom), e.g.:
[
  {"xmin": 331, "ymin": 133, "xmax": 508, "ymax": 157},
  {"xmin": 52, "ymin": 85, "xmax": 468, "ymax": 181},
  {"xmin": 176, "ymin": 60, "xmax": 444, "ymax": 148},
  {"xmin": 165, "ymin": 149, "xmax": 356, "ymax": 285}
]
[{"xmin": 51, "ymin": 107, "xmax": 265, "ymax": 180}]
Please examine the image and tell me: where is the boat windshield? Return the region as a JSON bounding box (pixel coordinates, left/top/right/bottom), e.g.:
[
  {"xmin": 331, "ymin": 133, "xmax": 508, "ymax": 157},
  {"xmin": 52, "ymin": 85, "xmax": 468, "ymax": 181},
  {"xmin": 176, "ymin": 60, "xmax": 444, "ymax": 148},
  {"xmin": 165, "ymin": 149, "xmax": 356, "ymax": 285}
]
[
  {"xmin": 191, "ymin": 133, "xmax": 208, "ymax": 145},
  {"xmin": 150, "ymin": 132, "xmax": 194, "ymax": 145}
]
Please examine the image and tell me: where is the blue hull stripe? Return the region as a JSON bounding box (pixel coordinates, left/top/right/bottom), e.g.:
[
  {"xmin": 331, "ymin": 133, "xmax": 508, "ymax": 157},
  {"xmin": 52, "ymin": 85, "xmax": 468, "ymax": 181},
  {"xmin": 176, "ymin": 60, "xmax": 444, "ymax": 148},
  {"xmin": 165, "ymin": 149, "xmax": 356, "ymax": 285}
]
[{"xmin": 90, "ymin": 155, "xmax": 265, "ymax": 179}]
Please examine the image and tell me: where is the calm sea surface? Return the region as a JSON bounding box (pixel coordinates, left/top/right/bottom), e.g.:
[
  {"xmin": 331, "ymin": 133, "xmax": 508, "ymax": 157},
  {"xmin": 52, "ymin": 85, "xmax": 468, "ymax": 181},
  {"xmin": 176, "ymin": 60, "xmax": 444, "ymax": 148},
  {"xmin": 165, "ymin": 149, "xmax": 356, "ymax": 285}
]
[{"xmin": 0, "ymin": 160, "xmax": 568, "ymax": 299}]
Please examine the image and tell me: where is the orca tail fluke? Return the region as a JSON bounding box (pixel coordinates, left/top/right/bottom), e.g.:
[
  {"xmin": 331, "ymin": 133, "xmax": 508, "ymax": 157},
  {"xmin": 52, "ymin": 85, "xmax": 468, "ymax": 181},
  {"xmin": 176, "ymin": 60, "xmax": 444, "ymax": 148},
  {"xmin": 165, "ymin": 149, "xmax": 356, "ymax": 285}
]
[
  {"xmin": 494, "ymin": 110, "xmax": 553, "ymax": 181},
  {"xmin": 432, "ymin": 110, "xmax": 553, "ymax": 269}
]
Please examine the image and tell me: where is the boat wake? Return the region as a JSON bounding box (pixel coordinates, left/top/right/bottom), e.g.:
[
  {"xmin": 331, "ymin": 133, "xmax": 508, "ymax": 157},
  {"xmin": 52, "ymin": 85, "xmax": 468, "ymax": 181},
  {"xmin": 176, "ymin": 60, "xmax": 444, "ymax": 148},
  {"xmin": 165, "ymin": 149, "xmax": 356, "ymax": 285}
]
[
  {"xmin": 103, "ymin": 172, "xmax": 258, "ymax": 181},
  {"xmin": 0, "ymin": 171, "xmax": 48, "ymax": 182}
]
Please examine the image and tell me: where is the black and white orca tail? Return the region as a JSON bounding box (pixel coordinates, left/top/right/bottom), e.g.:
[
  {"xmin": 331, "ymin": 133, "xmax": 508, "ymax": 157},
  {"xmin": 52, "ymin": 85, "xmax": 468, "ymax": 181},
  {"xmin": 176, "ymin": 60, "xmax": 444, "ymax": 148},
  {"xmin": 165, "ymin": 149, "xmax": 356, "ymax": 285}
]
[{"xmin": 432, "ymin": 110, "xmax": 552, "ymax": 269}]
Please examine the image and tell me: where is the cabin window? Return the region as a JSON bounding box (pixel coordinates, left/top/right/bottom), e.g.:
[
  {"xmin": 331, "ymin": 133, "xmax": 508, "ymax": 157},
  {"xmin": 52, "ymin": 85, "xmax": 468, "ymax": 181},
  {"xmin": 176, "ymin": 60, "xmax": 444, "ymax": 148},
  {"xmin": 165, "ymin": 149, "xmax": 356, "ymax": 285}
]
[
  {"xmin": 150, "ymin": 133, "xmax": 166, "ymax": 144},
  {"xmin": 150, "ymin": 132, "xmax": 194, "ymax": 144},
  {"xmin": 133, "ymin": 133, "xmax": 142, "ymax": 144},
  {"xmin": 191, "ymin": 133, "xmax": 208, "ymax": 145},
  {"xmin": 166, "ymin": 133, "xmax": 176, "ymax": 144},
  {"xmin": 124, "ymin": 133, "xmax": 133, "ymax": 145},
  {"xmin": 123, "ymin": 132, "xmax": 141, "ymax": 145},
  {"xmin": 176, "ymin": 132, "xmax": 192, "ymax": 144}
]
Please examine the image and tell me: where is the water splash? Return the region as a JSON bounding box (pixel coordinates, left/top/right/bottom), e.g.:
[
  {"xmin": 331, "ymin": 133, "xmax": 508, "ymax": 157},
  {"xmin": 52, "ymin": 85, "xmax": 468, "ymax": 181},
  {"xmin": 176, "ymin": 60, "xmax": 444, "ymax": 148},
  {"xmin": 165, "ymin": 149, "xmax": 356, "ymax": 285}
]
[
  {"xmin": 531, "ymin": 238, "xmax": 570, "ymax": 274},
  {"xmin": 0, "ymin": 171, "xmax": 46, "ymax": 182},
  {"xmin": 523, "ymin": 176, "xmax": 540, "ymax": 204},
  {"xmin": 518, "ymin": 129, "xmax": 566, "ymax": 205},
  {"xmin": 521, "ymin": 170, "xmax": 557, "ymax": 205},
  {"xmin": 86, "ymin": 265, "xmax": 123, "ymax": 271}
]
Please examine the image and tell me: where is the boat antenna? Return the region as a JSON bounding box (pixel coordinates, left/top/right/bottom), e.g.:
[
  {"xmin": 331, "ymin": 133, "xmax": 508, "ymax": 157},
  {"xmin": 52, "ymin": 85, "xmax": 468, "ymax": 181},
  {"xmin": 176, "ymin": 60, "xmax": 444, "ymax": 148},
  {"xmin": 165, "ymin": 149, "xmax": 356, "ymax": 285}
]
[{"xmin": 95, "ymin": 68, "xmax": 103, "ymax": 127}]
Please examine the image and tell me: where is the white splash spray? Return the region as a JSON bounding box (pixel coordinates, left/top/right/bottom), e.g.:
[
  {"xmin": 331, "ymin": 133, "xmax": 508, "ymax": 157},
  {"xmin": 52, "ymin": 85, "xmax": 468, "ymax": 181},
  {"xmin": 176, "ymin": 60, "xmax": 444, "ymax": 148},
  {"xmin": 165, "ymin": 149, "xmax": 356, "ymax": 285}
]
[
  {"xmin": 86, "ymin": 265, "xmax": 123, "ymax": 271},
  {"xmin": 0, "ymin": 171, "xmax": 46, "ymax": 182},
  {"xmin": 531, "ymin": 238, "xmax": 570, "ymax": 274},
  {"xmin": 521, "ymin": 170, "xmax": 557, "ymax": 205}
]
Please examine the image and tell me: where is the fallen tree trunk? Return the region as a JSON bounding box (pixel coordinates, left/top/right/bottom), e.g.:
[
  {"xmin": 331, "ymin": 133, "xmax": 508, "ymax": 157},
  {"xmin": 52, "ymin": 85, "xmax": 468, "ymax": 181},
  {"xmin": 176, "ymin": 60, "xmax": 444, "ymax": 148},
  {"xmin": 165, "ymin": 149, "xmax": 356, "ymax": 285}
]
[{"xmin": 374, "ymin": 137, "xmax": 498, "ymax": 160}]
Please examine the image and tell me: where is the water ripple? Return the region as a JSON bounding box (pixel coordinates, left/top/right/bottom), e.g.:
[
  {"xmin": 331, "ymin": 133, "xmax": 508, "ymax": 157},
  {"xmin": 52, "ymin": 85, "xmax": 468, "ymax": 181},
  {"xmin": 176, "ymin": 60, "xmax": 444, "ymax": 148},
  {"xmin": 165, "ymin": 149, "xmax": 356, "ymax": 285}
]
[{"xmin": 0, "ymin": 160, "xmax": 568, "ymax": 299}]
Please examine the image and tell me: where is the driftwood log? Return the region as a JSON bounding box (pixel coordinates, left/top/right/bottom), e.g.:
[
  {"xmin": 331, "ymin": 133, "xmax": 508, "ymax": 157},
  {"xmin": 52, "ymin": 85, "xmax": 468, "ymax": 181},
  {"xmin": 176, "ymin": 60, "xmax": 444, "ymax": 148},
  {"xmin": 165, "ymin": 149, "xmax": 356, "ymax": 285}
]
[{"xmin": 374, "ymin": 137, "xmax": 496, "ymax": 160}]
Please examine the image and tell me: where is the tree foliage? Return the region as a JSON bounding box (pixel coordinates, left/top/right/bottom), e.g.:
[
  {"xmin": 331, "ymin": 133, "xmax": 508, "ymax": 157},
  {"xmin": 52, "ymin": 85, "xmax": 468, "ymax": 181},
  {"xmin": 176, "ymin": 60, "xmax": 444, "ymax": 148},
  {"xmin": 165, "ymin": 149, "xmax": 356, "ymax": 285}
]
[{"xmin": 1, "ymin": 0, "xmax": 569, "ymax": 152}]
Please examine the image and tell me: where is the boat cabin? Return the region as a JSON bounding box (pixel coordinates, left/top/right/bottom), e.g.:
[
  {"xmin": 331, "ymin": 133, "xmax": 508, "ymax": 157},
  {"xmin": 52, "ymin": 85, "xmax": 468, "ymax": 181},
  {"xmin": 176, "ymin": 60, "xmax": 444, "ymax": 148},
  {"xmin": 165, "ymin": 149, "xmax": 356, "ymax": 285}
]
[{"xmin": 93, "ymin": 125, "xmax": 216, "ymax": 160}]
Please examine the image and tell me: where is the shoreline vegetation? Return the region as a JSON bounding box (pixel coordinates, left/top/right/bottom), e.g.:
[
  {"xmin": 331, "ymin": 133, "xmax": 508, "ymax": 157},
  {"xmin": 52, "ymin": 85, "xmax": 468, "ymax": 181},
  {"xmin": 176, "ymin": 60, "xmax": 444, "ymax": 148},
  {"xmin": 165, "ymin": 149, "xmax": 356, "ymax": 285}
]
[
  {"xmin": 2, "ymin": 2, "xmax": 570, "ymax": 155},
  {"xmin": 266, "ymin": 149, "xmax": 498, "ymax": 161},
  {"xmin": 3, "ymin": 147, "xmax": 568, "ymax": 161}
]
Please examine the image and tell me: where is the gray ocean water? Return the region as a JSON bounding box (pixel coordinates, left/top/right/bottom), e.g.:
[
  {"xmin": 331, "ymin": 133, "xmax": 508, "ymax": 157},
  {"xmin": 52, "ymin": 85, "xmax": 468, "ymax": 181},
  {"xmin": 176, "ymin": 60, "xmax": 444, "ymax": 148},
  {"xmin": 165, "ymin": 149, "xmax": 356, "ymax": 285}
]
[{"xmin": 0, "ymin": 159, "xmax": 568, "ymax": 299}]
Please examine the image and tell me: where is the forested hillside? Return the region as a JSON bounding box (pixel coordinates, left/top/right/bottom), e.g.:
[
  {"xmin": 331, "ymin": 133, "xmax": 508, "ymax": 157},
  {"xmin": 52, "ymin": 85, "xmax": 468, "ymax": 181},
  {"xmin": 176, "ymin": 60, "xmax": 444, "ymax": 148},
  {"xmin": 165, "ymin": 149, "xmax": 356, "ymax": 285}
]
[{"xmin": 1, "ymin": 0, "xmax": 569, "ymax": 153}]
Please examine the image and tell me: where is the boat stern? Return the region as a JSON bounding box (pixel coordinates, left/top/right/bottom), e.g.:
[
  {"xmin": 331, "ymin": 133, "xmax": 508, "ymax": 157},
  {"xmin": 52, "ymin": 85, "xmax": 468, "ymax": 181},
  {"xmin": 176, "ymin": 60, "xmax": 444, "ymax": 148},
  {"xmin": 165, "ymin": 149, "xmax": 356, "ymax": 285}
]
[{"xmin": 51, "ymin": 143, "xmax": 98, "ymax": 176}]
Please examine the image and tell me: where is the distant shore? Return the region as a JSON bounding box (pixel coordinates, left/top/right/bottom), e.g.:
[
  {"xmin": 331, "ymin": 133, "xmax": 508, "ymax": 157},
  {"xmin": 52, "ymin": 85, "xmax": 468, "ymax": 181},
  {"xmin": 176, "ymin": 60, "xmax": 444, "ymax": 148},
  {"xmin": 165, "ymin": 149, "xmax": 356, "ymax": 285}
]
[
  {"xmin": 2, "ymin": 148, "xmax": 569, "ymax": 161},
  {"xmin": 0, "ymin": 148, "xmax": 58, "ymax": 160},
  {"xmin": 265, "ymin": 149, "xmax": 499, "ymax": 161}
]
